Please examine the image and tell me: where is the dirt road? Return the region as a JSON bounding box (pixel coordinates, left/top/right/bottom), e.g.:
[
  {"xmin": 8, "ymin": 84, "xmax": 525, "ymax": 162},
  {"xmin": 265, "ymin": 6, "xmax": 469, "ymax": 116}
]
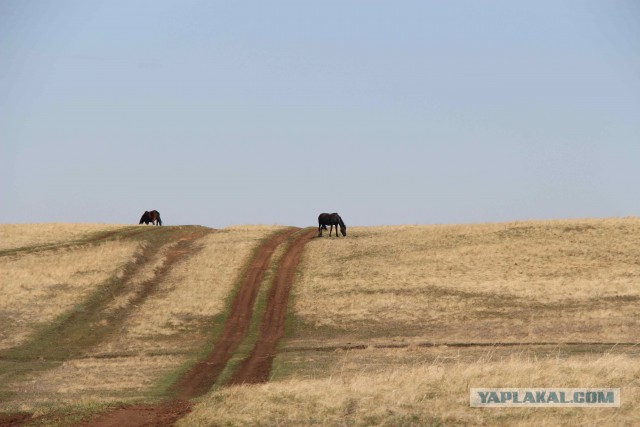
[
  {"xmin": 82, "ymin": 227, "xmax": 314, "ymax": 427},
  {"xmin": 171, "ymin": 227, "xmax": 299, "ymax": 400},
  {"xmin": 228, "ymin": 228, "xmax": 316, "ymax": 384}
]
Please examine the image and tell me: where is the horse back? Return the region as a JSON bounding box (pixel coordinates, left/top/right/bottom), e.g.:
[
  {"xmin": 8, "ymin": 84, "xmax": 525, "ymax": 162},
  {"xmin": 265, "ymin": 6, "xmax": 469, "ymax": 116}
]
[{"xmin": 318, "ymin": 212, "xmax": 339, "ymax": 225}]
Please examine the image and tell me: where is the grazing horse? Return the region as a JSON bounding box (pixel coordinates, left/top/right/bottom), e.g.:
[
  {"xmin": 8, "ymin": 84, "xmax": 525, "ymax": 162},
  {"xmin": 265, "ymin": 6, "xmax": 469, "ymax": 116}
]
[
  {"xmin": 318, "ymin": 213, "xmax": 346, "ymax": 237},
  {"xmin": 139, "ymin": 210, "xmax": 162, "ymax": 226}
]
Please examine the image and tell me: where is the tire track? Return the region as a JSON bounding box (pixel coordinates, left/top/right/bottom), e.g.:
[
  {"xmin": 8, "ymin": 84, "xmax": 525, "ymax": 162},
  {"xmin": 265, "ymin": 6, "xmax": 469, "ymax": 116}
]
[
  {"xmin": 171, "ymin": 227, "xmax": 300, "ymax": 400},
  {"xmin": 228, "ymin": 228, "xmax": 316, "ymax": 385},
  {"xmin": 81, "ymin": 228, "xmax": 301, "ymax": 427}
]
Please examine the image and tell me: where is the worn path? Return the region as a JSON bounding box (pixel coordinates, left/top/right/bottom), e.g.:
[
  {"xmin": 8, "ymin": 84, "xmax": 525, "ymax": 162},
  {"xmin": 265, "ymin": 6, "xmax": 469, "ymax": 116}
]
[
  {"xmin": 82, "ymin": 227, "xmax": 314, "ymax": 427},
  {"xmin": 228, "ymin": 228, "xmax": 316, "ymax": 385}
]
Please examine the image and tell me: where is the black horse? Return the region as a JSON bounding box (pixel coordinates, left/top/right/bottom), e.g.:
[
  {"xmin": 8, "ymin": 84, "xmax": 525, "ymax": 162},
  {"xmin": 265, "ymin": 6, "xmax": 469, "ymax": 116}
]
[
  {"xmin": 318, "ymin": 213, "xmax": 346, "ymax": 237},
  {"xmin": 139, "ymin": 210, "xmax": 162, "ymax": 226}
]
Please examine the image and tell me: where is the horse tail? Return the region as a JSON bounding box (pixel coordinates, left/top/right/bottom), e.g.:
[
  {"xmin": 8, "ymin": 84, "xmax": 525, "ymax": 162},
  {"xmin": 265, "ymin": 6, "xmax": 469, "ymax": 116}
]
[{"xmin": 157, "ymin": 212, "xmax": 162, "ymax": 226}]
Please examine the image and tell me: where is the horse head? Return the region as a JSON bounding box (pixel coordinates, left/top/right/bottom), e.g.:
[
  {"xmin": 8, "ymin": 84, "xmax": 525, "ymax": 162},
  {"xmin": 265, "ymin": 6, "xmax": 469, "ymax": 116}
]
[{"xmin": 335, "ymin": 214, "xmax": 347, "ymax": 236}]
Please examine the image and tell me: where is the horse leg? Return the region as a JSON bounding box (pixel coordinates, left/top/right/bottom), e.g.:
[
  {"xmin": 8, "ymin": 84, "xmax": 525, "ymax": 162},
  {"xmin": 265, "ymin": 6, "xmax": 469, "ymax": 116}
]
[
  {"xmin": 318, "ymin": 224, "xmax": 322, "ymax": 237},
  {"xmin": 330, "ymin": 225, "xmax": 333, "ymax": 237}
]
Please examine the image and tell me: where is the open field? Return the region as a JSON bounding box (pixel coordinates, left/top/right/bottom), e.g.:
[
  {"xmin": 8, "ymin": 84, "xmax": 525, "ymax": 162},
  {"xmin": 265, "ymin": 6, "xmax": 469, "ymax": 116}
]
[
  {"xmin": 290, "ymin": 218, "xmax": 640, "ymax": 345},
  {"xmin": 1, "ymin": 219, "xmax": 639, "ymax": 425}
]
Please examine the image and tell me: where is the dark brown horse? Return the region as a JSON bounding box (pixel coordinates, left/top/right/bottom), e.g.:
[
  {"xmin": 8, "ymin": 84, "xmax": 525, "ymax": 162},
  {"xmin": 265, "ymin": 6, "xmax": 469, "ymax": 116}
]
[
  {"xmin": 139, "ymin": 210, "xmax": 162, "ymax": 226},
  {"xmin": 318, "ymin": 213, "xmax": 346, "ymax": 237}
]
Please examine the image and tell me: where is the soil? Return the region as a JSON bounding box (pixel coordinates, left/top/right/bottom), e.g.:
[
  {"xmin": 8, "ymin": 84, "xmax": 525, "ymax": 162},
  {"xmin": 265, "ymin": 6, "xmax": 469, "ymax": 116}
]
[
  {"xmin": 79, "ymin": 401, "xmax": 193, "ymax": 427},
  {"xmin": 0, "ymin": 413, "xmax": 33, "ymax": 427}
]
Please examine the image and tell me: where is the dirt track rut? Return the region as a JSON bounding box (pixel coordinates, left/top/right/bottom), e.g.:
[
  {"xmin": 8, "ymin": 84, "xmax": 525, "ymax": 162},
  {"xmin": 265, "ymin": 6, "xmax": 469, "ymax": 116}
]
[
  {"xmin": 83, "ymin": 227, "xmax": 314, "ymax": 427},
  {"xmin": 171, "ymin": 227, "xmax": 299, "ymax": 400},
  {"xmin": 228, "ymin": 228, "xmax": 316, "ymax": 385}
]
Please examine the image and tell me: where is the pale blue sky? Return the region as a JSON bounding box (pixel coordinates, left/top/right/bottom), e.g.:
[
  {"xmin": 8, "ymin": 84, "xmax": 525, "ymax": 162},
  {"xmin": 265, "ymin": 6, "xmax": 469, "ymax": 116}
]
[{"xmin": 2, "ymin": 1, "xmax": 639, "ymax": 227}]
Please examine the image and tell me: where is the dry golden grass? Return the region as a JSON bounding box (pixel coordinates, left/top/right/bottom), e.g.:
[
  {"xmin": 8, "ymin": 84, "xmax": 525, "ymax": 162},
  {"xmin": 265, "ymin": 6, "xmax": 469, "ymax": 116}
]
[
  {"xmin": 0, "ymin": 223, "xmax": 128, "ymax": 251},
  {"xmin": 0, "ymin": 240, "xmax": 142, "ymax": 350},
  {"xmin": 181, "ymin": 350, "xmax": 640, "ymax": 426},
  {"xmin": 292, "ymin": 218, "xmax": 640, "ymax": 344},
  {"xmin": 2, "ymin": 355, "xmax": 184, "ymax": 413}
]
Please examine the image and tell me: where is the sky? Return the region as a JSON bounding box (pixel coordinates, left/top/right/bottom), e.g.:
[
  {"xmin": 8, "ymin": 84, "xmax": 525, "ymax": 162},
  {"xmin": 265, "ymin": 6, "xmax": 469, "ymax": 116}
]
[{"xmin": 1, "ymin": 0, "xmax": 639, "ymax": 228}]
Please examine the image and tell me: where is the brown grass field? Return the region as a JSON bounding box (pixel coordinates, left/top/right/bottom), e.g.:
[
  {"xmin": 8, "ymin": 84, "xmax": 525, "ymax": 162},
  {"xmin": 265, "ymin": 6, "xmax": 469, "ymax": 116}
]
[{"xmin": 1, "ymin": 219, "xmax": 639, "ymax": 425}]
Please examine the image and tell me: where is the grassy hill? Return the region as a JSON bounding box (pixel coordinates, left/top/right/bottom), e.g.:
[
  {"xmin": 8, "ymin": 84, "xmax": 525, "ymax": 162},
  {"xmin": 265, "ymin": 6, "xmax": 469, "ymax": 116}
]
[{"xmin": 1, "ymin": 219, "xmax": 638, "ymax": 425}]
